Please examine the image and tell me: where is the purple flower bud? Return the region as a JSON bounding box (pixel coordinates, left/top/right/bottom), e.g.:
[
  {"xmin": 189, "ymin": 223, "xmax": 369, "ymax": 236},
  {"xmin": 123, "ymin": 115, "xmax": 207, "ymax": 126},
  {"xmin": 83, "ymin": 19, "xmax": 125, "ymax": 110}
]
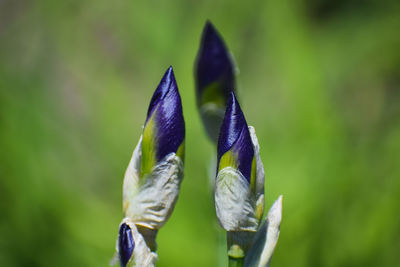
[
  {"xmin": 195, "ymin": 21, "xmax": 235, "ymax": 96},
  {"xmin": 118, "ymin": 223, "xmax": 135, "ymax": 267},
  {"xmin": 217, "ymin": 92, "xmax": 254, "ymax": 183},
  {"xmin": 141, "ymin": 66, "xmax": 185, "ymax": 176},
  {"xmin": 194, "ymin": 21, "xmax": 236, "ymax": 142}
]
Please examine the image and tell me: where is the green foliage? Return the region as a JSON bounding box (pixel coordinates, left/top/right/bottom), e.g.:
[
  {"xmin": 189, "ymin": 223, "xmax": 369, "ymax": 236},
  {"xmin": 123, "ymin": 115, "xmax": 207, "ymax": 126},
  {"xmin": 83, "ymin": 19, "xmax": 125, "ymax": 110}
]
[{"xmin": 0, "ymin": 0, "xmax": 400, "ymax": 266}]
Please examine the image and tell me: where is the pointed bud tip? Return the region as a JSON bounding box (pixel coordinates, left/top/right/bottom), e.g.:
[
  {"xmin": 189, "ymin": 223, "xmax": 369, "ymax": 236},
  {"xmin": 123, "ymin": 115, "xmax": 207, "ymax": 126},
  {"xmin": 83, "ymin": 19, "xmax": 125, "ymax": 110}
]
[
  {"xmin": 159, "ymin": 65, "xmax": 177, "ymax": 94},
  {"xmin": 228, "ymin": 91, "xmax": 237, "ymax": 108},
  {"xmin": 166, "ymin": 65, "xmax": 174, "ymax": 77},
  {"xmin": 146, "ymin": 66, "xmax": 178, "ymax": 120},
  {"xmin": 195, "ymin": 20, "xmax": 235, "ymax": 113},
  {"xmin": 142, "ymin": 66, "xmax": 185, "ymax": 166},
  {"xmin": 223, "ymin": 92, "xmax": 244, "ymax": 132},
  {"xmin": 200, "ymin": 20, "xmax": 226, "ymax": 51},
  {"xmin": 218, "ymin": 91, "xmax": 244, "ymax": 156},
  {"xmin": 217, "ymin": 92, "xmax": 254, "ymax": 182},
  {"xmin": 203, "ymin": 20, "xmax": 218, "ymax": 38}
]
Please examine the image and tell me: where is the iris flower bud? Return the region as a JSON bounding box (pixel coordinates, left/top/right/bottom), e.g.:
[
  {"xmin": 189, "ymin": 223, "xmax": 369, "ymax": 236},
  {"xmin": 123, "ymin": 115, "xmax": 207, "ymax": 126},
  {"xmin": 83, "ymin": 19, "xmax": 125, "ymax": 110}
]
[
  {"xmin": 215, "ymin": 92, "xmax": 265, "ymax": 231},
  {"xmin": 141, "ymin": 66, "xmax": 185, "ymax": 178},
  {"xmin": 214, "ymin": 92, "xmax": 265, "ymax": 262},
  {"xmin": 114, "ymin": 66, "xmax": 185, "ymax": 267},
  {"xmin": 194, "ymin": 21, "xmax": 236, "ymax": 142},
  {"xmin": 244, "ymin": 196, "xmax": 283, "ymax": 267}
]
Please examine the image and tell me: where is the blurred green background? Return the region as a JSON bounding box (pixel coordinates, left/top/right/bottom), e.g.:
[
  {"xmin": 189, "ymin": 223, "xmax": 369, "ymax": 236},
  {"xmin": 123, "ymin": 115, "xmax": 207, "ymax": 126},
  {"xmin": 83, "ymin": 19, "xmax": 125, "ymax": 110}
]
[{"xmin": 1, "ymin": 0, "xmax": 400, "ymax": 266}]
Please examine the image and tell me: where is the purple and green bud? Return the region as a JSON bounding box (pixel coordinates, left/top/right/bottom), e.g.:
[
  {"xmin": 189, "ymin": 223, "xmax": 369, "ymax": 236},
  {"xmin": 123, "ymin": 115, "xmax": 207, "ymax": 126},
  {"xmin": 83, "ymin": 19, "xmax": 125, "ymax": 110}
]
[
  {"xmin": 118, "ymin": 223, "xmax": 135, "ymax": 267},
  {"xmin": 217, "ymin": 92, "xmax": 256, "ymax": 186},
  {"xmin": 141, "ymin": 66, "xmax": 185, "ymax": 177},
  {"xmin": 215, "ymin": 93, "xmax": 265, "ymax": 263},
  {"xmin": 195, "ymin": 21, "xmax": 236, "ymax": 142}
]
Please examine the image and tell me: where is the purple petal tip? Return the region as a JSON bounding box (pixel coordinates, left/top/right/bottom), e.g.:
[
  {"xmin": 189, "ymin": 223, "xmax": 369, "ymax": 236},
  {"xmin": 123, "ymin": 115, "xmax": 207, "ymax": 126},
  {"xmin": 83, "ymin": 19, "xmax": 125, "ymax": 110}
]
[
  {"xmin": 195, "ymin": 21, "xmax": 235, "ymax": 94},
  {"xmin": 146, "ymin": 66, "xmax": 176, "ymax": 121},
  {"xmin": 145, "ymin": 66, "xmax": 185, "ymax": 161},
  {"xmin": 217, "ymin": 92, "xmax": 254, "ymax": 182}
]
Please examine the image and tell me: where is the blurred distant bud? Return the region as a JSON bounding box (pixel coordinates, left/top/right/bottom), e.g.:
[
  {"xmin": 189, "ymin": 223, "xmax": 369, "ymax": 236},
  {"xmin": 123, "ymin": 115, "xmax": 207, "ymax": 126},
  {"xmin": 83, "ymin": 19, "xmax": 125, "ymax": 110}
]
[
  {"xmin": 114, "ymin": 67, "xmax": 185, "ymax": 266},
  {"xmin": 194, "ymin": 20, "xmax": 236, "ymax": 142},
  {"xmin": 244, "ymin": 196, "xmax": 283, "ymax": 267},
  {"xmin": 215, "ymin": 93, "xmax": 265, "ymax": 260}
]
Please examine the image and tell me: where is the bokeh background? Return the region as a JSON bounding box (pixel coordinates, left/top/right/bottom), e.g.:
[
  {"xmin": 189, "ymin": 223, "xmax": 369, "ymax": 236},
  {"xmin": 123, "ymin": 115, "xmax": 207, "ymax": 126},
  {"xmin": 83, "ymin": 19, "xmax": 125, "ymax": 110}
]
[{"xmin": 1, "ymin": 0, "xmax": 400, "ymax": 266}]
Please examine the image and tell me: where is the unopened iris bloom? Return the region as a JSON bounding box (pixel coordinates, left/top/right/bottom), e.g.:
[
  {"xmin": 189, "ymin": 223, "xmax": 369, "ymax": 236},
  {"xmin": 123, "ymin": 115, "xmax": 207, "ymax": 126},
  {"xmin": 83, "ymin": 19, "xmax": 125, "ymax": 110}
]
[
  {"xmin": 114, "ymin": 66, "xmax": 185, "ymax": 267},
  {"xmin": 215, "ymin": 92, "xmax": 265, "ymax": 231},
  {"xmin": 215, "ymin": 92, "xmax": 265, "ymax": 262},
  {"xmin": 215, "ymin": 93, "xmax": 282, "ymax": 267},
  {"xmin": 195, "ymin": 21, "xmax": 236, "ymax": 142}
]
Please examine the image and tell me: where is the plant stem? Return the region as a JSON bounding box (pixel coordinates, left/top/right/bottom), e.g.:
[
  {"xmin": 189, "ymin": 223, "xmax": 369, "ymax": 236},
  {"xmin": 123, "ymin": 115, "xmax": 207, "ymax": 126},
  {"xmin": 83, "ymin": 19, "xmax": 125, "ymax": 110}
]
[{"xmin": 228, "ymin": 257, "xmax": 244, "ymax": 267}]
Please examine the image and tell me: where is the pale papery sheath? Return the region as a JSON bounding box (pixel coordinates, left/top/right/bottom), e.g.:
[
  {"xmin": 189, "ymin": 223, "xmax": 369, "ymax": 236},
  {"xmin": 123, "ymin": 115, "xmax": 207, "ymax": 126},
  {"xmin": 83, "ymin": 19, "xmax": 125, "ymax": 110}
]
[
  {"xmin": 244, "ymin": 195, "xmax": 282, "ymax": 267},
  {"xmin": 215, "ymin": 166, "xmax": 258, "ymax": 231},
  {"xmin": 123, "ymin": 135, "xmax": 184, "ymax": 230},
  {"xmin": 215, "ymin": 126, "xmax": 265, "ymax": 231},
  {"xmin": 249, "ymin": 126, "xmax": 265, "ymax": 201}
]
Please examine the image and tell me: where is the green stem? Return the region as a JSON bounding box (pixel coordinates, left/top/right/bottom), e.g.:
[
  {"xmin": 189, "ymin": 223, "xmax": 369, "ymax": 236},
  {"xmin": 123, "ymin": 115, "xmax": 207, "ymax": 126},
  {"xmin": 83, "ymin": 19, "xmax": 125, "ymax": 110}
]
[{"xmin": 228, "ymin": 257, "xmax": 244, "ymax": 267}]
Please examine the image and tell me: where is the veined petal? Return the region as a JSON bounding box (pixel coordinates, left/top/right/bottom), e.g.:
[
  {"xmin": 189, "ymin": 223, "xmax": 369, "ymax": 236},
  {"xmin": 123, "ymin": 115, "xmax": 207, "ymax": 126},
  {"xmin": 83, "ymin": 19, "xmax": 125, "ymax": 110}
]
[
  {"xmin": 195, "ymin": 21, "xmax": 236, "ymax": 142},
  {"xmin": 215, "ymin": 167, "xmax": 259, "ymax": 232},
  {"xmin": 217, "ymin": 92, "xmax": 254, "ymax": 183},
  {"xmin": 141, "ymin": 66, "xmax": 185, "ymax": 177},
  {"xmin": 124, "ymin": 150, "xmax": 184, "ymax": 230}
]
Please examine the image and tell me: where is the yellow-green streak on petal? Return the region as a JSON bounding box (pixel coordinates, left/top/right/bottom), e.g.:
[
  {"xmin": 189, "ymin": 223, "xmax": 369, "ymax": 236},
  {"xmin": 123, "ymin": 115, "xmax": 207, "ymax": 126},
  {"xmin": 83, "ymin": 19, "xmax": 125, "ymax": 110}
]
[
  {"xmin": 141, "ymin": 112, "xmax": 157, "ymax": 178},
  {"xmin": 250, "ymin": 157, "xmax": 256, "ymax": 193},
  {"xmin": 176, "ymin": 141, "xmax": 185, "ymax": 162},
  {"xmin": 200, "ymin": 82, "xmax": 226, "ymax": 108},
  {"xmin": 255, "ymin": 200, "xmax": 264, "ymax": 222},
  {"xmin": 218, "ymin": 150, "xmax": 238, "ymax": 172}
]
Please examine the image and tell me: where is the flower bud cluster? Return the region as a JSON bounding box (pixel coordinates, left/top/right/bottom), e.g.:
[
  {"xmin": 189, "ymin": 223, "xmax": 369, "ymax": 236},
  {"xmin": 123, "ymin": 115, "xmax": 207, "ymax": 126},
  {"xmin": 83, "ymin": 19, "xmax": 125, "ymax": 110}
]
[{"xmin": 113, "ymin": 21, "xmax": 282, "ymax": 267}]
